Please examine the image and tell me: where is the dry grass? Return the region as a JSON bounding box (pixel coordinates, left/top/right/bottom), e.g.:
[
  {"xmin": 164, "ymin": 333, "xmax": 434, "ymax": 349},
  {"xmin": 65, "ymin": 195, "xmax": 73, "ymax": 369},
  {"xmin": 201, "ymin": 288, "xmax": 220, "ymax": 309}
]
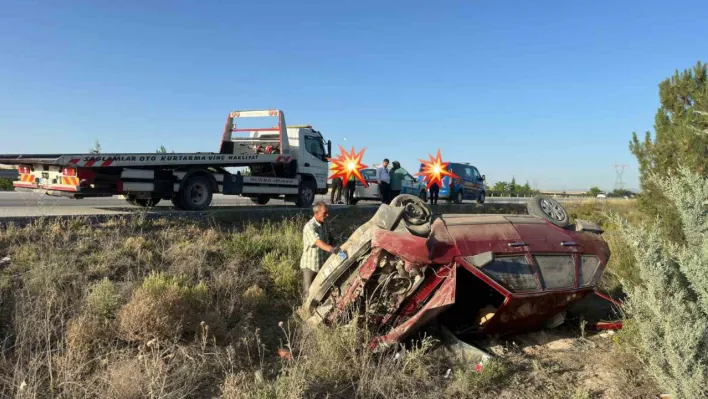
[{"xmin": 0, "ymin": 201, "xmax": 654, "ymax": 398}]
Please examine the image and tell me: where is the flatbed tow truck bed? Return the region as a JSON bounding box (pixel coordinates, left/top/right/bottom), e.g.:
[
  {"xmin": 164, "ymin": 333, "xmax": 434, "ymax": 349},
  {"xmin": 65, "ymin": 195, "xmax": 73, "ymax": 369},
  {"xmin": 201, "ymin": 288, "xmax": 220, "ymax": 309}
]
[{"xmin": 0, "ymin": 109, "xmax": 330, "ymax": 210}]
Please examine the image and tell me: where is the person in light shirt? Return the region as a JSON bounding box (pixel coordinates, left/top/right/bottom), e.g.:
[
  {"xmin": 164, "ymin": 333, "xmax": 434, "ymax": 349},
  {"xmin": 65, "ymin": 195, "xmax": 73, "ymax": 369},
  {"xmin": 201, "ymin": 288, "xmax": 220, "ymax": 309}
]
[{"xmin": 376, "ymin": 158, "xmax": 391, "ymax": 204}]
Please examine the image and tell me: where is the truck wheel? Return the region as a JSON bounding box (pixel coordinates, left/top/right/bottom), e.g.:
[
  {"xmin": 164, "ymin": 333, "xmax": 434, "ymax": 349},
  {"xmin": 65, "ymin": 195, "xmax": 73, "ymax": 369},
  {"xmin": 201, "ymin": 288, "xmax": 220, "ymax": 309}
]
[
  {"xmin": 527, "ymin": 195, "xmax": 570, "ymax": 228},
  {"xmin": 180, "ymin": 175, "xmax": 213, "ymax": 211},
  {"xmin": 171, "ymin": 195, "xmax": 184, "ymax": 210},
  {"xmin": 251, "ymin": 195, "xmax": 270, "ymax": 205},
  {"xmin": 134, "ymin": 198, "xmax": 160, "ymax": 207},
  {"xmin": 124, "ymin": 195, "xmax": 137, "ymax": 206},
  {"xmin": 295, "ymin": 180, "xmax": 316, "ymax": 208}
]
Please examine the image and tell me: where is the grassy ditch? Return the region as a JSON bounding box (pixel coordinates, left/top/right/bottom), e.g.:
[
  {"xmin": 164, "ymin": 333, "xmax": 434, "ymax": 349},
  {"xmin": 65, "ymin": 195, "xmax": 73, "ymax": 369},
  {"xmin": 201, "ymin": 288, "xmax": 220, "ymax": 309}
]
[{"xmin": 0, "ymin": 200, "xmax": 654, "ymax": 398}]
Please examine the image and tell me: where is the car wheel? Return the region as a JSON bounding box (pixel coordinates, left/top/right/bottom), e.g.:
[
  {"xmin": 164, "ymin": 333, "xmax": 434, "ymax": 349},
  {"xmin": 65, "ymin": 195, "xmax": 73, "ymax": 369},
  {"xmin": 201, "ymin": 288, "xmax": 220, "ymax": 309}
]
[
  {"xmin": 527, "ymin": 195, "xmax": 570, "ymax": 228},
  {"xmin": 180, "ymin": 175, "xmax": 214, "ymax": 211},
  {"xmin": 454, "ymin": 190, "xmax": 463, "ymax": 204},
  {"xmin": 390, "ymin": 194, "xmax": 432, "ymax": 237},
  {"xmin": 419, "ymin": 189, "xmax": 427, "ymax": 201},
  {"xmin": 477, "ymin": 191, "xmax": 485, "ymax": 204}
]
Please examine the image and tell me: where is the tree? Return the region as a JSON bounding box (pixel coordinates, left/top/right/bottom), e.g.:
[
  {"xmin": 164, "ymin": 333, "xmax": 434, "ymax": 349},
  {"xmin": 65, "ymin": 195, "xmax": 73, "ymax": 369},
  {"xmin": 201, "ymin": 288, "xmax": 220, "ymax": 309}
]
[
  {"xmin": 491, "ymin": 181, "xmax": 506, "ymax": 193},
  {"xmin": 614, "ymin": 166, "xmax": 708, "ymax": 399},
  {"xmin": 520, "ymin": 181, "xmax": 532, "ymax": 196},
  {"xmin": 629, "ymin": 61, "xmax": 708, "ymax": 241},
  {"xmin": 508, "ymin": 177, "xmax": 517, "ymax": 194},
  {"xmin": 89, "ymin": 140, "xmax": 102, "ymax": 154},
  {"xmin": 156, "ymin": 145, "xmax": 167, "ymax": 153},
  {"xmin": 588, "ymin": 186, "xmax": 601, "ymax": 197}
]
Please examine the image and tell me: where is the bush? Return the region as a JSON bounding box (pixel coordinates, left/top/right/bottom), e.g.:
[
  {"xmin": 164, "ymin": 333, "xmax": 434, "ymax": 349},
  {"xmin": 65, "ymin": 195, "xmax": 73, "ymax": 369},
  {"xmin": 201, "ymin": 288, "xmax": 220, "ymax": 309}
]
[
  {"xmin": 614, "ymin": 166, "xmax": 708, "ymax": 399},
  {"xmin": 0, "ymin": 178, "xmax": 12, "ymax": 191},
  {"xmin": 116, "ymin": 271, "xmax": 215, "ymax": 342}
]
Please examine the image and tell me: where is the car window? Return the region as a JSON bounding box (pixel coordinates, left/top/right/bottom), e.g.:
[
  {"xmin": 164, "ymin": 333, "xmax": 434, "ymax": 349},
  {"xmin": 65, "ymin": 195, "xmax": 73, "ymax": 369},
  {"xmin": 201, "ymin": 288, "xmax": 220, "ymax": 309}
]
[
  {"xmin": 579, "ymin": 255, "xmax": 600, "ymax": 286},
  {"xmin": 464, "ymin": 167, "xmax": 473, "ymax": 179},
  {"xmin": 534, "ymin": 255, "xmax": 576, "ymax": 289},
  {"xmin": 472, "ymin": 167, "xmax": 481, "ymax": 180},
  {"xmin": 362, "ymin": 169, "xmax": 376, "ymax": 180},
  {"xmin": 476, "ymin": 256, "xmax": 540, "ymax": 292},
  {"xmin": 304, "ymin": 135, "xmax": 326, "ymax": 161}
]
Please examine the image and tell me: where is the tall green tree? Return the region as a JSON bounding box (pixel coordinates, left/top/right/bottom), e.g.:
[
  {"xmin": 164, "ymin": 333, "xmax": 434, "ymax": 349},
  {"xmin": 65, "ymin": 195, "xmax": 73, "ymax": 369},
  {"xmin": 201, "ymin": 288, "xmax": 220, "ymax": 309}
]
[
  {"xmin": 588, "ymin": 186, "xmax": 601, "ymax": 197},
  {"xmin": 629, "ymin": 61, "xmax": 708, "ymax": 241}
]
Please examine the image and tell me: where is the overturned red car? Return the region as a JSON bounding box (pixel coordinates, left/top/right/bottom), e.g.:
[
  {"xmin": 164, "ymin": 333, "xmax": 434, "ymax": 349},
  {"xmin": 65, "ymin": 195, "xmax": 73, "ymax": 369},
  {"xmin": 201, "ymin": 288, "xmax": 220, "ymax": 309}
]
[{"xmin": 302, "ymin": 194, "xmax": 614, "ymax": 350}]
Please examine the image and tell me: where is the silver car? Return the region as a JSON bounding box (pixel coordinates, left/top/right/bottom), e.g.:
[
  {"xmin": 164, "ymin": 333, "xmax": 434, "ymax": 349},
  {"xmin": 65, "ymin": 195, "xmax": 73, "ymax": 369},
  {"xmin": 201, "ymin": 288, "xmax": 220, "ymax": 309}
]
[{"xmin": 351, "ymin": 168, "xmax": 428, "ymax": 204}]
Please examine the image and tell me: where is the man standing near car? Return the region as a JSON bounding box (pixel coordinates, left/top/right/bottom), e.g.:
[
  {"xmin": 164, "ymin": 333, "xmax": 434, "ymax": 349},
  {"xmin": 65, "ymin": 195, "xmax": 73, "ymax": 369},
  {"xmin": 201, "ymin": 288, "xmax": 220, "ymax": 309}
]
[
  {"xmin": 429, "ymin": 181, "xmax": 439, "ymax": 206},
  {"xmin": 345, "ymin": 174, "xmax": 357, "ymax": 205},
  {"xmin": 300, "ymin": 201, "xmax": 343, "ymax": 293},
  {"xmin": 389, "ymin": 161, "xmax": 405, "ymax": 200},
  {"xmin": 330, "ymin": 177, "xmax": 343, "ymax": 204},
  {"xmin": 376, "ymin": 158, "xmax": 391, "ymax": 204}
]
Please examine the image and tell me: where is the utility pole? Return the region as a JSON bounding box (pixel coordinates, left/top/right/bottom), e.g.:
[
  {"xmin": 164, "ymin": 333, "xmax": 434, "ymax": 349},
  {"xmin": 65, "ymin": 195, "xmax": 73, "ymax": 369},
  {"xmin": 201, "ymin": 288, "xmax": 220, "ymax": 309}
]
[{"xmin": 613, "ymin": 163, "xmax": 629, "ymax": 191}]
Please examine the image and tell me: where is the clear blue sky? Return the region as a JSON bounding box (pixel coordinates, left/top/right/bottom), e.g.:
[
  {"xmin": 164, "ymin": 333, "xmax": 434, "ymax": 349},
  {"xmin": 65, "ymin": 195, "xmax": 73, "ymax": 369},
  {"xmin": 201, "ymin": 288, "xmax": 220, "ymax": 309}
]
[{"xmin": 1, "ymin": 0, "xmax": 706, "ymax": 191}]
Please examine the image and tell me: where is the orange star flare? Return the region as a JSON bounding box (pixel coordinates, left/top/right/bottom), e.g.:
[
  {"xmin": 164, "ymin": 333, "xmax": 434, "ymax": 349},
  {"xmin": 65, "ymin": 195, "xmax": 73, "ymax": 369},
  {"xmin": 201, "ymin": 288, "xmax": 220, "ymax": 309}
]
[
  {"xmin": 328, "ymin": 145, "xmax": 369, "ymax": 187},
  {"xmin": 415, "ymin": 149, "xmax": 458, "ymax": 190}
]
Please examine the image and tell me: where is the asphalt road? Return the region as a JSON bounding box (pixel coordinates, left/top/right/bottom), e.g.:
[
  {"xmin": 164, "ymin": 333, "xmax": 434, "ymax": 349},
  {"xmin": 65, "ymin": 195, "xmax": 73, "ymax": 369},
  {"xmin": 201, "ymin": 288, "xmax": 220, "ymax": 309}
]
[{"xmin": 0, "ymin": 191, "xmax": 548, "ymax": 218}]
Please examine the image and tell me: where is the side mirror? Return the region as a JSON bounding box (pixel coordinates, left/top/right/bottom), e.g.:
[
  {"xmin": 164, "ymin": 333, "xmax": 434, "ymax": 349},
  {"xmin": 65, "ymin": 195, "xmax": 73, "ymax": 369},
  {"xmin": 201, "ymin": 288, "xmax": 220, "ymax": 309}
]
[
  {"xmin": 481, "ymin": 175, "xmax": 486, "ymax": 181},
  {"xmin": 326, "ymin": 140, "xmax": 332, "ymax": 159}
]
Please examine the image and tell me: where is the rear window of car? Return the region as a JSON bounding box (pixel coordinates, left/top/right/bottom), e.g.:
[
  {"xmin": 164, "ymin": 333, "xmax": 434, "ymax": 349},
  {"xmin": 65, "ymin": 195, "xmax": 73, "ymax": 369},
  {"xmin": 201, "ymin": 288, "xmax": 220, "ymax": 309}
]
[
  {"xmin": 478, "ymin": 256, "xmax": 540, "ymax": 292},
  {"xmin": 533, "ymin": 255, "xmax": 576, "ymax": 289},
  {"xmin": 579, "ymin": 255, "xmax": 601, "ymax": 286},
  {"xmin": 362, "ymin": 169, "xmax": 376, "ymax": 180}
]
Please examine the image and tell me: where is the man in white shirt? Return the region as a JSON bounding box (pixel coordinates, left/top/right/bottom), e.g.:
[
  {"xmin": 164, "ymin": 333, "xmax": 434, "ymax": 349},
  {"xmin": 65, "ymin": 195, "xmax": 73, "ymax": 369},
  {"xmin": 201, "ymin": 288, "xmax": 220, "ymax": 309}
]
[{"xmin": 376, "ymin": 158, "xmax": 392, "ymax": 204}]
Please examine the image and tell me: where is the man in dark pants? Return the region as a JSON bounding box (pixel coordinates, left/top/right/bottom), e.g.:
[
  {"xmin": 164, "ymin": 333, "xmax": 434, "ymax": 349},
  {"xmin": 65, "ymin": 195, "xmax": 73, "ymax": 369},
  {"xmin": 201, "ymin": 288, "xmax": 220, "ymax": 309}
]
[
  {"xmin": 330, "ymin": 177, "xmax": 343, "ymax": 204},
  {"xmin": 429, "ymin": 182, "xmax": 440, "ymax": 205},
  {"xmin": 376, "ymin": 158, "xmax": 391, "ymax": 204},
  {"xmin": 345, "ymin": 174, "xmax": 357, "ymax": 205}
]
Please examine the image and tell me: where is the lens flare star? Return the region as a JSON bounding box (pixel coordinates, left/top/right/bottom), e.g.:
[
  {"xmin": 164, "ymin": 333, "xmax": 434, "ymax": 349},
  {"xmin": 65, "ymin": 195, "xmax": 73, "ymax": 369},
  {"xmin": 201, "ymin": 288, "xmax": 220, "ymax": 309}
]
[
  {"xmin": 328, "ymin": 145, "xmax": 369, "ymax": 187},
  {"xmin": 416, "ymin": 149, "xmax": 458, "ymax": 189}
]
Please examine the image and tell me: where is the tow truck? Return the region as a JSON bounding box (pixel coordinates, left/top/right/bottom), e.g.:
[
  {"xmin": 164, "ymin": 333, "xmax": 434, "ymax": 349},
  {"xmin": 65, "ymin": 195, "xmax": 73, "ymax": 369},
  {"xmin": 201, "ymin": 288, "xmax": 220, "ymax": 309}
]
[{"xmin": 0, "ymin": 109, "xmax": 331, "ymax": 210}]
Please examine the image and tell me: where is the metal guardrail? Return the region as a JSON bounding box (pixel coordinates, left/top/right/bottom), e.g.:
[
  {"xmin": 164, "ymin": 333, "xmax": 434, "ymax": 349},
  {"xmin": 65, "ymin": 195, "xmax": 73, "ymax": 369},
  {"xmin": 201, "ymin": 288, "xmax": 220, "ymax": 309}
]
[{"xmin": 0, "ymin": 170, "xmax": 18, "ymax": 179}]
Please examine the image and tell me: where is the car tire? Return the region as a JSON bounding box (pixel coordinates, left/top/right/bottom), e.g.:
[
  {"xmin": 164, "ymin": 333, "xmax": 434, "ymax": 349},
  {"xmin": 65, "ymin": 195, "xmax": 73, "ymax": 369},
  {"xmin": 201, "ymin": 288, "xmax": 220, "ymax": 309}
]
[
  {"xmin": 454, "ymin": 190, "xmax": 464, "ymax": 204},
  {"xmin": 477, "ymin": 191, "xmax": 485, "ymax": 204},
  {"xmin": 390, "ymin": 194, "xmax": 432, "ymax": 237},
  {"xmin": 251, "ymin": 195, "xmax": 270, "ymax": 205},
  {"xmin": 527, "ymin": 195, "xmax": 571, "ymax": 228},
  {"xmin": 419, "ymin": 190, "xmax": 427, "ymax": 201},
  {"xmin": 296, "ymin": 180, "xmax": 316, "ymax": 208},
  {"xmin": 180, "ymin": 175, "xmax": 213, "ymax": 211}
]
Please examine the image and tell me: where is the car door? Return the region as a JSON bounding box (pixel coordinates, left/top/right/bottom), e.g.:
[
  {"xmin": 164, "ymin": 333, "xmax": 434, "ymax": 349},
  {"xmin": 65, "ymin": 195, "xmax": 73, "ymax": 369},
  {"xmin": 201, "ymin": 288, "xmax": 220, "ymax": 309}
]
[
  {"xmin": 398, "ymin": 168, "xmax": 419, "ymax": 195},
  {"xmin": 357, "ymin": 169, "xmax": 379, "ymax": 199},
  {"xmin": 462, "ymin": 166, "xmax": 478, "ymax": 200},
  {"xmin": 302, "ymin": 134, "xmax": 329, "ymax": 190},
  {"xmin": 469, "ymin": 167, "xmax": 484, "ymax": 199}
]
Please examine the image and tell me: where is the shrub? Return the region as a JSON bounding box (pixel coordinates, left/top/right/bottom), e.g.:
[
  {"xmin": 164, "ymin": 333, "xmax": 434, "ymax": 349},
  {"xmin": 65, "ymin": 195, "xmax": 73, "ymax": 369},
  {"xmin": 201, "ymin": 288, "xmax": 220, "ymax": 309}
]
[
  {"xmin": 614, "ymin": 166, "xmax": 708, "ymax": 399},
  {"xmin": 0, "ymin": 178, "xmax": 13, "ymax": 191},
  {"xmin": 86, "ymin": 278, "xmax": 120, "ymax": 319},
  {"xmin": 116, "ymin": 272, "xmax": 214, "ymax": 342}
]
